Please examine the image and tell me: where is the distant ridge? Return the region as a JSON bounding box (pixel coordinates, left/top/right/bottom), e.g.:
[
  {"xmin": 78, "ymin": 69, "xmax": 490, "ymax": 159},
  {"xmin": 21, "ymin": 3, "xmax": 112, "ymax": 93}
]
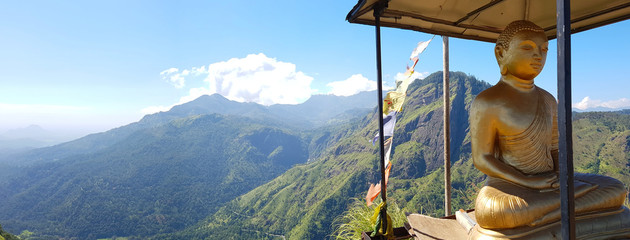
[
  {"xmin": 573, "ymin": 107, "xmax": 630, "ymax": 112},
  {"xmin": 1, "ymin": 92, "xmax": 376, "ymax": 166},
  {"xmin": 0, "ymin": 125, "xmax": 62, "ymax": 154}
]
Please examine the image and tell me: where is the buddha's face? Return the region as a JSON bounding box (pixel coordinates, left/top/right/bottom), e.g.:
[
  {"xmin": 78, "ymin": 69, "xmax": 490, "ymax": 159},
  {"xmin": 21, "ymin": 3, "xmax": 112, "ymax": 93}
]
[{"xmin": 497, "ymin": 30, "xmax": 549, "ymax": 80}]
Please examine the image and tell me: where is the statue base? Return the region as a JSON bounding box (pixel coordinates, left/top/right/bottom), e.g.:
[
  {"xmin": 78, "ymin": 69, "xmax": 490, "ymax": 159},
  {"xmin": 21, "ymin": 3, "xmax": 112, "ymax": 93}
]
[{"xmin": 469, "ymin": 207, "xmax": 630, "ymax": 240}]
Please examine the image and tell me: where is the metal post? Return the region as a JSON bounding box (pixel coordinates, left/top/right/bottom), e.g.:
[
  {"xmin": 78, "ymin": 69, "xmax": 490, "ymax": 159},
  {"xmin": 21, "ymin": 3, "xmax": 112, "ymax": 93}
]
[
  {"xmin": 556, "ymin": 0, "xmax": 575, "ymax": 239},
  {"xmin": 373, "ymin": 1, "xmax": 388, "ymax": 235},
  {"xmin": 442, "ymin": 36, "xmax": 451, "ymax": 216}
]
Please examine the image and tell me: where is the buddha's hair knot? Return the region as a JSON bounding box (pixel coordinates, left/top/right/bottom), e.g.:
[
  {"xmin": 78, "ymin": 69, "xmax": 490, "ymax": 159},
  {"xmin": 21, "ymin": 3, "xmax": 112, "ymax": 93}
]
[{"xmin": 496, "ymin": 20, "xmax": 545, "ymax": 49}]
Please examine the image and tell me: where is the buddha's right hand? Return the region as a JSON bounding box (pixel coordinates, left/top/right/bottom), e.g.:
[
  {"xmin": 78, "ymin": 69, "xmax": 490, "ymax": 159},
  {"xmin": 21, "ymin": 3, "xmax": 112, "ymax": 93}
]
[{"xmin": 521, "ymin": 172, "xmax": 559, "ymax": 190}]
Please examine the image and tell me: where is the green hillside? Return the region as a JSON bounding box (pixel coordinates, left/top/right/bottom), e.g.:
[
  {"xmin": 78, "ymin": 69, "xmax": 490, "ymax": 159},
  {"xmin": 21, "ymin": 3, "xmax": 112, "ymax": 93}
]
[
  {"xmin": 163, "ymin": 72, "xmax": 630, "ymax": 240},
  {"xmin": 159, "ymin": 72, "xmax": 491, "ymax": 239},
  {"xmin": 0, "ymin": 225, "xmax": 19, "ymax": 240},
  {"xmin": 0, "ymin": 114, "xmax": 309, "ymax": 239},
  {"xmin": 1, "ymin": 71, "xmax": 627, "ymax": 240},
  {"xmin": 573, "ymin": 111, "xmax": 630, "ymax": 184}
]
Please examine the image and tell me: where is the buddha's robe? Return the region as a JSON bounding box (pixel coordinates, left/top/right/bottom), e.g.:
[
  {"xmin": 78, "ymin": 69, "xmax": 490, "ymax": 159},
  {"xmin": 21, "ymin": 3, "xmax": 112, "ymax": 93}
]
[{"xmin": 474, "ymin": 88, "xmax": 628, "ymax": 229}]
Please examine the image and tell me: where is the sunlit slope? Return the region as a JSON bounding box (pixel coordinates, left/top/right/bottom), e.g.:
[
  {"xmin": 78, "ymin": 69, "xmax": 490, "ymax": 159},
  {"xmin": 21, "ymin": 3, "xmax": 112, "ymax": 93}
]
[
  {"xmin": 161, "ymin": 72, "xmax": 492, "ymax": 239},
  {"xmin": 167, "ymin": 72, "xmax": 630, "ymax": 240},
  {"xmin": 573, "ymin": 111, "xmax": 630, "ymax": 185}
]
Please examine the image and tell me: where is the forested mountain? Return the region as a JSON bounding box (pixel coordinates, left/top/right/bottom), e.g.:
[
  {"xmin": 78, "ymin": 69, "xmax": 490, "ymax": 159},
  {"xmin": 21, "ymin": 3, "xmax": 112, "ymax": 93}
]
[
  {"xmin": 0, "ymin": 90, "xmax": 375, "ymax": 239},
  {"xmin": 0, "ymin": 224, "xmax": 19, "ymax": 240},
  {"xmin": 1, "ymin": 71, "xmax": 628, "ymax": 240},
  {"xmin": 161, "ymin": 72, "xmax": 630, "ymax": 240},
  {"xmin": 573, "ymin": 111, "xmax": 630, "ymax": 184},
  {"xmin": 157, "ymin": 71, "xmax": 492, "ymax": 239},
  {"xmin": 0, "ymin": 114, "xmax": 313, "ymax": 239}
]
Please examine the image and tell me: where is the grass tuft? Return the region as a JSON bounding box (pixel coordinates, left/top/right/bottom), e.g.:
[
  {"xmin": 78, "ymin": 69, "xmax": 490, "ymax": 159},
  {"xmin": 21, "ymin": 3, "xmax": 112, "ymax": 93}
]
[{"xmin": 331, "ymin": 198, "xmax": 407, "ymax": 240}]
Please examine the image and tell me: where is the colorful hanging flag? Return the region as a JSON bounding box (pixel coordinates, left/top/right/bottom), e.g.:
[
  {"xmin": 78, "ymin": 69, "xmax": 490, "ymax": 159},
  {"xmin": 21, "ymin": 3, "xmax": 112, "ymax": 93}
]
[
  {"xmin": 366, "ymin": 37, "xmax": 433, "ymax": 206},
  {"xmin": 410, "ymin": 38, "xmax": 433, "ymax": 60}
]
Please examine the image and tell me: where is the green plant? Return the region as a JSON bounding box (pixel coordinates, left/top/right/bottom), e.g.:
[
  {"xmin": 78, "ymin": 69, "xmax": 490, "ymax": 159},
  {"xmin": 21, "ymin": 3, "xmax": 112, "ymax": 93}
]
[{"xmin": 331, "ymin": 198, "xmax": 406, "ymax": 240}]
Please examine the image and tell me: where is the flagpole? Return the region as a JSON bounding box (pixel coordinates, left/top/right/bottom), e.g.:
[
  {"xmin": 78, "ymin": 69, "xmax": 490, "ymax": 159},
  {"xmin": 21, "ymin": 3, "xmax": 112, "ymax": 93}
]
[
  {"xmin": 442, "ymin": 36, "xmax": 451, "ymax": 216},
  {"xmin": 373, "ymin": 1, "xmax": 388, "ymax": 235}
]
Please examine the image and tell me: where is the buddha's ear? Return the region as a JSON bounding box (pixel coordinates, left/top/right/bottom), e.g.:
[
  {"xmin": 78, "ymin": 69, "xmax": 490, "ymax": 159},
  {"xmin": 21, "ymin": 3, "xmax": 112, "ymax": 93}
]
[
  {"xmin": 495, "ymin": 45, "xmax": 505, "ymax": 61},
  {"xmin": 495, "ymin": 45, "xmax": 508, "ymax": 75}
]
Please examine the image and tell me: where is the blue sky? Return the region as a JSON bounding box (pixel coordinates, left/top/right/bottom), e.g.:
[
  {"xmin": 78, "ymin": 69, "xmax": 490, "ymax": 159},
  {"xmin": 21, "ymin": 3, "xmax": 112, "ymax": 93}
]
[{"xmin": 1, "ymin": 0, "xmax": 629, "ymax": 136}]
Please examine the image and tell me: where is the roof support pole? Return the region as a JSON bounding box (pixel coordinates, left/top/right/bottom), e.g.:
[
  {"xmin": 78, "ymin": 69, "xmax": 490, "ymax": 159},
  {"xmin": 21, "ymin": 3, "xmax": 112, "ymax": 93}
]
[
  {"xmin": 373, "ymin": 1, "xmax": 388, "ymax": 235},
  {"xmin": 556, "ymin": 0, "xmax": 576, "ymax": 239},
  {"xmin": 442, "ymin": 36, "xmax": 451, "ymax": 216}
]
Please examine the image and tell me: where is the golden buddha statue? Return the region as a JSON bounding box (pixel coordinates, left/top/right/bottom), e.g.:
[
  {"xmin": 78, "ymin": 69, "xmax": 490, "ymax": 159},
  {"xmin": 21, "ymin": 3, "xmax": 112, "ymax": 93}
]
[{"xmin": 469, "ymin": 20, "xmax": 630, "ymax": 238}]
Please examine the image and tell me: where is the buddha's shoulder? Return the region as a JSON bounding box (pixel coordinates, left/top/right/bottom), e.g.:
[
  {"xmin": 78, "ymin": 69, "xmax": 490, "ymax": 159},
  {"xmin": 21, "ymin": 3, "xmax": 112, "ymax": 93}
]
[
  {"xmin": 536, "ymin": 86, "xmax": 558, "ymax": 103},
  {"xmin": 472, "ymin": 84, "xmax": 508, "ymax": 109}
]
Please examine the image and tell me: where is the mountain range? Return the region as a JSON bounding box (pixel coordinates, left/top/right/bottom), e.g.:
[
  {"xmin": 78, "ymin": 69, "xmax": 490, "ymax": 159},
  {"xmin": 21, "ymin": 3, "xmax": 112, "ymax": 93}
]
[
  {"xmin": 1, "ymin": 71, "xmax": 628, "ymax": 240},
  {"xmin": 0, "ymin": 91, "xmax": 376, "ymax": 239},
  {"xmin": 153, "ymin": 71, "xmax": 490, "ymax": 239},
  {"xmin": 0, "ymin": 91, "xmax": 375, "ymax": 167},
  {"xmin": 0, "ymin": 125, "xmax": 69, "ymax": 158}
]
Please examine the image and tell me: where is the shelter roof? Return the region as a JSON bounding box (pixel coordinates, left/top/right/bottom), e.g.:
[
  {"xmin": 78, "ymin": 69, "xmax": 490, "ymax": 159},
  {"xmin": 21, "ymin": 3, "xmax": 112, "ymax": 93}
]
[{"xmin": 347, "ymin": 0, "xmax": 630, "ymax": 43}]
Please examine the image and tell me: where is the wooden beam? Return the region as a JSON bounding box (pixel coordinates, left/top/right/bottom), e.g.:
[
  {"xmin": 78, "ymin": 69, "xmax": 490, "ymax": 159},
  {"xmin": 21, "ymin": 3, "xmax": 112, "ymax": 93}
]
[
  {"xmin": 454, "ymin": 0, "xmax": 506, "ymax": 25},
  {"xmin": 385, "ymin": 9, "xmax": 504, "ymax": 33}
]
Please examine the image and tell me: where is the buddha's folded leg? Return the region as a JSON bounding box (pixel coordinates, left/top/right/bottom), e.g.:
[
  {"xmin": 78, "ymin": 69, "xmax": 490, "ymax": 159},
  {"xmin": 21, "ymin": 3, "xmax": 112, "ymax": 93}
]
[
  {"xmin": 530, "ymin": 173, "xmax": 628, "ymax": 226},
  {"xmin": 476, "ymin": 177, "xmax": 562, "ymax": 229},
  {"xmin": 475, "ymin": 175, "xmax": 600, "ymax": 229}
]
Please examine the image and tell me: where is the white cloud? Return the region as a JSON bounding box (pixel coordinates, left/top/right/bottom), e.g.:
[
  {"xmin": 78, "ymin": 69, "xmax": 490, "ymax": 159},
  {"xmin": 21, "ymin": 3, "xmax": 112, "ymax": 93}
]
[
  {"xmin": 145, "ymin": 54, "xmax": 314, "ymax": 114},
  {"xmin": 327, "ymin": 74, "xmax": 377, "ymax": 96},
  {"xmin": 160, "ymin": 67, "xmax": 186, "ymax": 89},
  {"xmin": 204, "ymin": 53, "xmax": 313, "ymax": 105},
  {"xmin": 160, "ymin": 68, "xmax": 178, "ymax": 75},
  {"xmin": 160, "ymin": 66, "xmax": 211, "ymax": 89},
  {"xmin": 574, "ymin": 96, "xmax": 630, "ymax": 110}
]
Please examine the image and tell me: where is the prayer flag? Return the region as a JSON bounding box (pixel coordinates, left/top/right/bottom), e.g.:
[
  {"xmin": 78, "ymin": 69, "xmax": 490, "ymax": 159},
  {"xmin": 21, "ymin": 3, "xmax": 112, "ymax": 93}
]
[
  {"xmin": 409, "ymin": 37, "xmax": 433, "ymax": 60},
  {"xmin": 365, "ymin": 37, "xmax": 433, "ymax": 206}
]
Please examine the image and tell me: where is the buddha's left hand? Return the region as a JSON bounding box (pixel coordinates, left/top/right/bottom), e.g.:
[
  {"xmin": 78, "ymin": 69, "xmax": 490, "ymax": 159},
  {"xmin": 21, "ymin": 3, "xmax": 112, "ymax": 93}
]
[{"xmin": 522, "ymin": 172, "xmax": 559, "ymax": 190}]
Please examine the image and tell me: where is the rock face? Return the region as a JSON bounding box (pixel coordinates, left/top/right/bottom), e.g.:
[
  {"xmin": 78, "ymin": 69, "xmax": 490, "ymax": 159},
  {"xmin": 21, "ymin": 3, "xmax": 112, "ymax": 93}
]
[{"xmin": 391, "ymin": 71, "xmax": 490, "ymax": 175}]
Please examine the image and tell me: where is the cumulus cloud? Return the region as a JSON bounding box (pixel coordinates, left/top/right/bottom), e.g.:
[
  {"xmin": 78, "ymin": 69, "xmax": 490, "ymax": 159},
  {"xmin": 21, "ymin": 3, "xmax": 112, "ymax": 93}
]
[
  {"xmin": 145, "ymin": 54, "xmax": 314, "ymax": 114},
  {"xmin": 574, "ymin": 96, "xmax": 630, "ymax": 110},
  {"xmin": 160, "ymin": 68, "xmax": 185, "ymax": 89},
  {"xmin": 159, "ymin": 66, "xmax": 210, "ymax": 89},
  {"xmin": 204, "ymin": 53, "xmax": 313, "ymax": 105},
  {"xmin": 327, "ymin": 74, "xmax": 377, "ymax": 96}
]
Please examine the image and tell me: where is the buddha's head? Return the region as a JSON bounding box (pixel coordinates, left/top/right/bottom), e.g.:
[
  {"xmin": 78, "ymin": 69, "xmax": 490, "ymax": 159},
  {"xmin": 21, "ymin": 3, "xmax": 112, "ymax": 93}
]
[{"xmin": 495, "ymin": 20, "xmax": 549, "ymax": 80}]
